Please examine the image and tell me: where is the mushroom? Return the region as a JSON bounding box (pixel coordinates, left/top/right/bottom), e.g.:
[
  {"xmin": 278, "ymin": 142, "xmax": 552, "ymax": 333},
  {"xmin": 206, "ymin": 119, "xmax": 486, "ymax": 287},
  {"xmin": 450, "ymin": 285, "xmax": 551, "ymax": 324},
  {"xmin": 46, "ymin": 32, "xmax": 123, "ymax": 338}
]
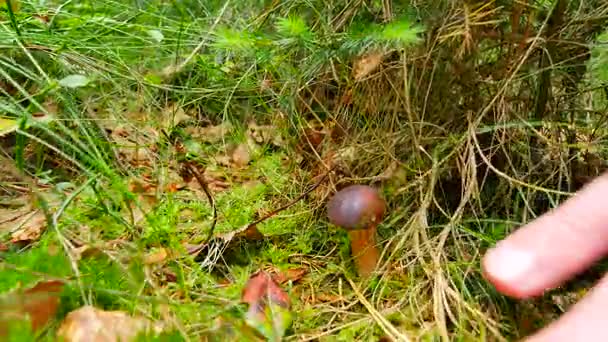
[{"xmin": 327, "ymin": 184, "xmax": 386, "ymax": 277}]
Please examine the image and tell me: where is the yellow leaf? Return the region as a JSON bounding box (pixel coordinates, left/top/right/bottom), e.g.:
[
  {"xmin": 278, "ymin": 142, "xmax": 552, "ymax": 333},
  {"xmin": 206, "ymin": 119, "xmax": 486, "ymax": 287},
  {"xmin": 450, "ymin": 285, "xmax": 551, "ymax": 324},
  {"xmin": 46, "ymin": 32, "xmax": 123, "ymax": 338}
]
[{"xmin": 0, "ymin": 117, "xmax": 18, "ymax": 137}]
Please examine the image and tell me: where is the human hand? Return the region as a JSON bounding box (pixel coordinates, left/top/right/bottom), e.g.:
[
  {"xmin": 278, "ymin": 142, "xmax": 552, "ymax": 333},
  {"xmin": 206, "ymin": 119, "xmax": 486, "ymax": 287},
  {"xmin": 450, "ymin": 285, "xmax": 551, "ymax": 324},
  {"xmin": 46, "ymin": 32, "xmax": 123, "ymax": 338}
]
[{"xmin": 482, "ymin": 173, "xmax": 608, "ymax": 341}]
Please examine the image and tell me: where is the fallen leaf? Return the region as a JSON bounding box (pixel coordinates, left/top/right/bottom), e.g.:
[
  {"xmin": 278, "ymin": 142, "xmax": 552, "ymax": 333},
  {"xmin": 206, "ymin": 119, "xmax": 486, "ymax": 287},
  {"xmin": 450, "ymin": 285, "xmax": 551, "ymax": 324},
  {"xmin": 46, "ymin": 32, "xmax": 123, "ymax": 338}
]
[
  {"xmin": 247, "ymin": 121, "xmax": 285, "ymax": 148},
  {"xmin": 159, "ymin": 268, "xmax": 178, "ymax": 283},
  {"xmin": 231, "ymin": 143, "xmax": 251, "ymax": 168},
  {"xmin": 143, "ymin": 248, "xmax": 169, "ymax": 265},
  {"xmin": 0, "ymin": 117, "xmax": 18, "ymax": 137},
  {"xmin": 0, "ymin": 109, "xmax": 55, "ymax": 137},
  {"xmin": 215, "ymin": 155, "xmax": 233, "ymax": 167},
  {"xmin": 108, "ymin": 125, "xmax": 157, "ymax": 167},
  {"xmin": 165, "ymin": 183, "xmax": 181, "ymax": 193},
  {"xmin": 185, "ymin": 122, "xmax": 233, "ymax": 143},
  {"xmin": 32, "ymin": 13, "xmax": 50, "ymax": 24},
  {"xmin": 10, "ymin": 210, "xmax": 47, "ymax": 243},
  {"xmin": 241, "ymin": 271, "xmax": 292, "ymax": 342},
  {"xmin": 315, "ymin": 293, "xmax": 343, "ymax": 303},
  {"xmin": 0, "ymin": 280, "xmax": 65, "ymax": 337},
  {"xmin": 57, "ymin": 305, "xmax": 164, "ymax": 342},
  {"xmin": 70, "ymin": 245, "xmax": 103, "ymax": 261},
  {"xmin": 161, "ymin": 104, "xmax": 191, "ymax": 130},
  {"xmin": 352, "ymin": 52, "xmax": 384, "ymax": 80},
  {"xmin": 271, "ymin": 267, "xmax": 308, "ymax": 285}
]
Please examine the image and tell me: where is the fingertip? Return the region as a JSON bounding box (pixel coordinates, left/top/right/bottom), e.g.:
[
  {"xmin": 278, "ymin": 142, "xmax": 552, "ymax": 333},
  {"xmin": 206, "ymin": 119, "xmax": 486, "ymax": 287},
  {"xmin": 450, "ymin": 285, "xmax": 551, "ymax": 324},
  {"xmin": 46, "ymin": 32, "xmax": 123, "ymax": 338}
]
[{"xmin": 481, "ymin": 242, "xmax": 536, "ymax": 299}]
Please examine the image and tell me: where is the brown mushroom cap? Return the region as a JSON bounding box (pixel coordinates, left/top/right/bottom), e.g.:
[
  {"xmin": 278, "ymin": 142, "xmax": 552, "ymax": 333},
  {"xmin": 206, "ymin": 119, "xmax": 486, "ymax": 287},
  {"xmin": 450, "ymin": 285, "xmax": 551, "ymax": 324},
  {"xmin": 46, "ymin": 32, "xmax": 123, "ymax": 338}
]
[{"xmin": 327, "ymin": 185, "xmax": 386, "ymax": 230}]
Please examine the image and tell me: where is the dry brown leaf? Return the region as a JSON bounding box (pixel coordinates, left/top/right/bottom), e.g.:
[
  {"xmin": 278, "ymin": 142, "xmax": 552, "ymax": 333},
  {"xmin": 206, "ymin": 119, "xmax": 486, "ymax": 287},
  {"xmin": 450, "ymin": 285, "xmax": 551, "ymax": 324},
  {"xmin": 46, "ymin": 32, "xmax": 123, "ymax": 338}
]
[
  {"xmin": 185, "ymin": 122, "xmax": 233, "ymax": 143},
  {"xmin": 271, "ymin": 267, "xmax": 308, "ymax": 285},
  {"xmin": 125, "ymin": 178, "xmax": 159, "ymax": 225},
  {"xmin": 0, "ymin": 280, "xmax": 65, "ymax": 337},
  {"xmin": 143, "ymin": 248, "xmax": 169, "ymax": 265},
  {"xmin": 247, "ymin": 121, "xmax": 285, "ymax": 148},
  {"xmin": 161, "ymin": 104, "xmax": 191, "ymax": 130},
  {"xmin": 57, "ymin": 306, "xmax": 164, "ymax": 342},
  {"xmin": 184, "ymin": 169, "xmax": 230, "ymax": 193},
  {"xmin": 215, "ymin": 155, "xmax": 233, "ymax": 167},
  {"xmin": 70, "ymin": 245, "xmax": 103, "ymax": 261},
  {"xmin": 231, "ymin": 143, "xmax": 251, "ymax": 168},
  {"xmin": 352, "ymin": 52, "xmax": 384, "ymax": 80},
  {"xmin": 158, "ymin": 268, "xmax": 178, "ymax": 283},
  {"xmin": 10, "ymin": 210, "xmax": 47, "ymax": 243},
  {"xmin": 230, "ymin": 224, "xmax": 264, "ymax": 241},
  {"xmin": 314, "ymin": 293, "xmax": 343, "ymax": 303},
  {"xmin": 108, "ymin": 126, "xmax": 157, "ymax": 166}
]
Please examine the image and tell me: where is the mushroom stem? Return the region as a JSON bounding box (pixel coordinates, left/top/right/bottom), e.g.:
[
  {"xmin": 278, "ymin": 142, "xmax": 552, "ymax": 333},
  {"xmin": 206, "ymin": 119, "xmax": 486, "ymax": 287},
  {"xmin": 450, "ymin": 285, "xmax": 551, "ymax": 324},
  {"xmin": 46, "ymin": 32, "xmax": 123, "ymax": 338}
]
[{"xmin": 347, "ymin": 224, "xmax": 379, "ymax": 278}]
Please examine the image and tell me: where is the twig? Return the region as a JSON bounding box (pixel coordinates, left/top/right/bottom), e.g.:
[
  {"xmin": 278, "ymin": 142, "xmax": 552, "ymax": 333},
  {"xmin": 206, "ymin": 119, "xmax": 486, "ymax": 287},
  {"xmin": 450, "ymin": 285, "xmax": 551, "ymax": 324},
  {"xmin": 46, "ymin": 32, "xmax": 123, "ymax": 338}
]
[{"xmin": 184, "ymin": 162, "xmax": 218, "ymax": 244}]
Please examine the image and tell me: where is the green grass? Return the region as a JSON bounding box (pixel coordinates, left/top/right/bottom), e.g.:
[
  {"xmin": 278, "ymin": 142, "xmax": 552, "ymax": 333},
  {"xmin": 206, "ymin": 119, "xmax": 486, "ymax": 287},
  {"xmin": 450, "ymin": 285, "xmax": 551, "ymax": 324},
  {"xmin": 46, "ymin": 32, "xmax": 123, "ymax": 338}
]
[{"xmin": 2, "ymin": 0, "xmax": 608, "ymax": 341}]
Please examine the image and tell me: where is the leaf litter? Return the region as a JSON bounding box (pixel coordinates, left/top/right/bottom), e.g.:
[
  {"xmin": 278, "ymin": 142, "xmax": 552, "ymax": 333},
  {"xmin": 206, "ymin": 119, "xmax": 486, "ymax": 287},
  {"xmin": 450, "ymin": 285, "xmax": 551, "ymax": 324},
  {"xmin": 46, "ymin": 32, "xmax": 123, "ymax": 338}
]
[
  {"xmin": 0, "ymin": 191, "xmax": 64, "ymax": 245},
  {"xmin": 0, "ymin": 102, "xmax": 334, "ymax": 340}
]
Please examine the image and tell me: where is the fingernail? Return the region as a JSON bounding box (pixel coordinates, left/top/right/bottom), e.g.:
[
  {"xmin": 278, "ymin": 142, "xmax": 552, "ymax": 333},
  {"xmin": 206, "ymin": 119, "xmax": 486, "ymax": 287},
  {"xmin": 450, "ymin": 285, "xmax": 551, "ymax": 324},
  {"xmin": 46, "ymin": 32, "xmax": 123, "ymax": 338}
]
[{"xmin": 484, "ymin": 243, "xmax": 536, "ymax": 285}]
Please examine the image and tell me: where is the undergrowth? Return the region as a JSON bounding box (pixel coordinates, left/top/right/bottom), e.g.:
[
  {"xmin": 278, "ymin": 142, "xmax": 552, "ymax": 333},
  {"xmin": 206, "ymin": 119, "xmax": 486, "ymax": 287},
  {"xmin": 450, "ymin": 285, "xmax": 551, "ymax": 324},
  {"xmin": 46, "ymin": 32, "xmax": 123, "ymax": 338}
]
[{"xmin": 1, "ymin": 0, "xmax": 608, "ymax": 341}]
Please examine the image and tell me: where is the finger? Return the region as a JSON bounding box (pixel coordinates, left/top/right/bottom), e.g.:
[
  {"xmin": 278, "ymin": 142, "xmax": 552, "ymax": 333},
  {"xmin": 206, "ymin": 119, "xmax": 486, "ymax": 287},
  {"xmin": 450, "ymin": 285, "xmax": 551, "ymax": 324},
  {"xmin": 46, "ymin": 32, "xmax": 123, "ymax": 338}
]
[
  {"xmin": 524, "ymin": 274, "xmax": 608, "ymax": 342},
  {"xmin": 482, "ymin": 172, "xmax": 608, "ymax": 298}
]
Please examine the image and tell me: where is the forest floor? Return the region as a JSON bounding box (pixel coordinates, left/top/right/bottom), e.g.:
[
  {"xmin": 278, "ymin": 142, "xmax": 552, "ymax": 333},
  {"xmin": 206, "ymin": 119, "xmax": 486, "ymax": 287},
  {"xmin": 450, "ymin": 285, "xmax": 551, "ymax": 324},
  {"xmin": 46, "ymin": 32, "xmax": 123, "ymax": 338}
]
[{"xmin": 2, "ymin": 1, "xmax": 608, "ymax": 341}]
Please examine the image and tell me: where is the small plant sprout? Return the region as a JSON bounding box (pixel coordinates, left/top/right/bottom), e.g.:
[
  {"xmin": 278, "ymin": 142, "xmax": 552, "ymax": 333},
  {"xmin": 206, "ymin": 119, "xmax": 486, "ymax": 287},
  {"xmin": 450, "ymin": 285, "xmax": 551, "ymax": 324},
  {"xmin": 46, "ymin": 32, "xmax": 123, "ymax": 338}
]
[{"xmin": 327, "ymin": 184, "xmax": 386, "ymax": 278}]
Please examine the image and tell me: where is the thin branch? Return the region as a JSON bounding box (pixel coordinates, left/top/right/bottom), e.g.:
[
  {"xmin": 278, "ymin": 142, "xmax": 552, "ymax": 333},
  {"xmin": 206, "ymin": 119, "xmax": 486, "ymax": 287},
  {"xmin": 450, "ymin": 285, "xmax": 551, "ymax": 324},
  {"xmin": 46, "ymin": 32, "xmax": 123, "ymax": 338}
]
[{"xmin": 184, "ymin": 162, "xmax": 218, "ymax": 244}]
